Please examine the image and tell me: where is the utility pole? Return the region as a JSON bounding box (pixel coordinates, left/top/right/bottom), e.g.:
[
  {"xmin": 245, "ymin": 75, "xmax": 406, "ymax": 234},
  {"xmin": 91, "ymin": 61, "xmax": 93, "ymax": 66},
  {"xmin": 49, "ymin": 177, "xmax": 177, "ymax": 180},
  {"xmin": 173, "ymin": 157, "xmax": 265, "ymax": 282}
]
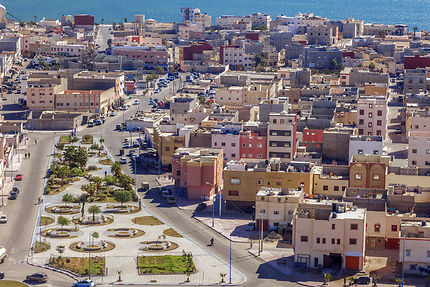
[
  {"xmin": 229, "ymin": 234, "xmax": 232, "ymax": 284},
  {"xmin": 402, "ymin": 236, "xmax": 405, "ymax": 287}
]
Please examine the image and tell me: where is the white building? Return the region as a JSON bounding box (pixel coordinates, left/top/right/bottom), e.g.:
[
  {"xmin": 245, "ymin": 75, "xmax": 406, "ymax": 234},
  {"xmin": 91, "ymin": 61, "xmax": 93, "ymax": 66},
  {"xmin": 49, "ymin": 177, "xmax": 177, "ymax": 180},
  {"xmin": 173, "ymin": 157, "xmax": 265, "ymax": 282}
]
[
  {"xmin": 348, "ymin": 135, "xmax": 383, "ymax": 161},
  {"xmin": 222, "ymin": 46, "xmax": 255, "ymax": 70},
  {"xmin": 408, "ymin": 131, "xmax": 430, "ymax": 168},
  {"xmin": 267, "ymin": 112, "xmax": 297, "ymax": 163}
]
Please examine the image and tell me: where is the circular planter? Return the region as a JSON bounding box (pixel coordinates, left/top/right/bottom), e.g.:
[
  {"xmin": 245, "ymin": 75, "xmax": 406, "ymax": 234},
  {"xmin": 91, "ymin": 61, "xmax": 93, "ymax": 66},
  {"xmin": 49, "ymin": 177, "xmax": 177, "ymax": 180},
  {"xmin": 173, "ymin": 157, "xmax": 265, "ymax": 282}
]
[
  {"xmin": 70, "ymin": 241, "xmax": 115, "ymax": 253},
  {"xmin": 139, "ymin": 240, "xmax": 178, "ymax": 252},
  {"xmin": 104, "ymin": 228, "xmax": 145, "ymax": 238}
]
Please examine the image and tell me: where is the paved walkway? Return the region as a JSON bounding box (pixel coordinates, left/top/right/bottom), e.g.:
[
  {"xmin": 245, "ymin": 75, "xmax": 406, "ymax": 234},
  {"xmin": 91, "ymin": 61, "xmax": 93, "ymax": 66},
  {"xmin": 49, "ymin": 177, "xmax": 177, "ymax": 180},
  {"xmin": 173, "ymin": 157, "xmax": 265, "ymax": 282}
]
[{"xmin": 30, "ymin": 137, "xmax": 246, "ymax": 286}]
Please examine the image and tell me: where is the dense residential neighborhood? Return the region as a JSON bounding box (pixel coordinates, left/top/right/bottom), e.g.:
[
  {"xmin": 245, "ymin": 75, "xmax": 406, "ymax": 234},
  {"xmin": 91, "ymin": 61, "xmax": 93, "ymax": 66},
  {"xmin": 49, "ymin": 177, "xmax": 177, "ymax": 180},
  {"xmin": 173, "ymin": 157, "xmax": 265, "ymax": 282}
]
[{"xmin": 0, "ymin": 2, "xmax": 430, "ymax": 287}]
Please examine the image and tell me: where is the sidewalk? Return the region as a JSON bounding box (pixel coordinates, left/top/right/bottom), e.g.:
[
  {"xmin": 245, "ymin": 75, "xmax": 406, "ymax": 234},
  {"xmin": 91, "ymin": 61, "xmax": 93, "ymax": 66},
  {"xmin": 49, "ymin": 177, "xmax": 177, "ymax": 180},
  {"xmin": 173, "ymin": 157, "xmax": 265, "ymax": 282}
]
[{"xmin": 1, "ymin": 138, "xmax": 29, "ymax": 207}]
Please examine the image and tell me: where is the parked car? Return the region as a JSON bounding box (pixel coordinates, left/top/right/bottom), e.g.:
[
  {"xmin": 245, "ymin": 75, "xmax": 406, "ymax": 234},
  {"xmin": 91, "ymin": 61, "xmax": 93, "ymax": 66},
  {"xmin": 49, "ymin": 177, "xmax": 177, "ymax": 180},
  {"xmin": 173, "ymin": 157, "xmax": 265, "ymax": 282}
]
[
  {"xmin": 124, "ymin": 142, "xmax": 131, "ymax": 149},
  {"xmin": 167, "ymin": 195, "xmax": 175, "ymax": 204},
  {"xmin": 73, "ymin": 279, "xmax": 95, "ymax": 287},
  {"xmin": 354, "ymin": 276, "xmax": 371, "ymax": 285},
  {"xmin": 154, "ymin": 89, "xmax": 160, "ymax": 93},
  {"xmin": 95, "ymin": 119, "xmax": 102, "ymax": 125},
  {"xmin": 116, "ymin": 124, "xmax": 122, "ymax": 130},
  {"xmin": 0, "ymin": 271, "xmax": 4, "ymax": 278},
  {"xmin": 26, "ymin": 272, "xmax": 48, "ymax": 283},
  {"xmin": 12, "ymin": 186, "xmax": 20, "ymax": 194},
  {"xmin": 120, "ymin": 157, "xmax": 127, "ymax": 164},
  {"xmin": 161, "ymin": 189, "xmax": 171, "ymax": 198},
  {"xmin": 14, "ymin": 174, "xmax": 22, "ymax": 181},
  {"xmin": 110, "ymin": 111, "xmax": 117, "ymax": 117},
  {"xmin": 8, "ymin": 191, "xmax": 18, "ymax": 200},
  {"xmin": 195, "ymin": 202, "xmax": 207, "ymax": 211},
  {"xmin": 134, "ymin": 99, "xmax": 140, "ymax": 105},
  {"xmin": 0, "ymin": 215, "xmax": 7, "ymax": 223}
]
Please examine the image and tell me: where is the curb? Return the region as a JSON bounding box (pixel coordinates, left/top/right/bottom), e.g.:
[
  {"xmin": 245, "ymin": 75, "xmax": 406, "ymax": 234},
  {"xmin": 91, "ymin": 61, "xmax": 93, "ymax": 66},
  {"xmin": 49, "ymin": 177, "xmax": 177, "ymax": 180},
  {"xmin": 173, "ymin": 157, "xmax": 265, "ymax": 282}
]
[
  {"xmin": 246, "ymin": 250, "xmax": 267, "ymax": 264},
  {"xmin": 191, "ymin": 215, "xmax": 247, "ymax": 244},
  {"xmin": 27, "ymin": 261, "xmax": 79, "ymax": 281}
]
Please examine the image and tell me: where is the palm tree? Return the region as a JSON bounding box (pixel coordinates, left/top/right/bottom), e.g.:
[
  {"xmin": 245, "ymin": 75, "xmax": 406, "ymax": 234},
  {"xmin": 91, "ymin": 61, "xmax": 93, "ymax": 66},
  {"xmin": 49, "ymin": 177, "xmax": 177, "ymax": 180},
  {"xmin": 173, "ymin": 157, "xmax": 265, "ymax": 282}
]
[
  {"xmin": 57, "ymin": 216, "xmax": 70, "ymax": 229},
  {"xmin": 118, "ymin": 174, "xmax": 134, "ymax": 190},
  {"xmin": 111, "ymin": 161, "xmax": 122, "ymax": 178},
  {"xmin": 82, "ymin": 183, "xmax": 97, "ymax": 198},
  {"xmin": 88, "ymin": 205, "xmax": 101, "ymax": 222},
  {"xmin": 57, "ymin": 166, "xmax": 69, "ymax": 186},
  {"xmin": 79, "ymin": 193, "xmax": 90, "ymax": 217},
  {"xmin": 220, "ymin": 273, "xmax": 226, "ymax": 283},
  {"xmin": 62, "ymin": 194, "xmax": 74, "ymax": 206},
  {"xmin": 91, "ymin": 176, "xmax": 103, "ymax": 193}
]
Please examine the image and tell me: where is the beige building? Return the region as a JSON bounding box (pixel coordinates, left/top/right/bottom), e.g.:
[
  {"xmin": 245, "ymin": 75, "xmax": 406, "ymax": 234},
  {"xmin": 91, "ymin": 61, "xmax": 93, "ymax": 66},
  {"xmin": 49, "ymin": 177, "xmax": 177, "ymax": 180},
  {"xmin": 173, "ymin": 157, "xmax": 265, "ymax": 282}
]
[
  {"xmin": 312, "ymin": 165, "xmax": 349, "ymax": 199},
  {"xmin": 294, "ymin": 200, "xmax": 366, "ymax": 270},
  {"xmin": 408, "ymin": 131, "xmax": 430, "ymax": 168},
  {"xmin": 255, "ymin": 187, "xmax": 303, "ymax": 231}
]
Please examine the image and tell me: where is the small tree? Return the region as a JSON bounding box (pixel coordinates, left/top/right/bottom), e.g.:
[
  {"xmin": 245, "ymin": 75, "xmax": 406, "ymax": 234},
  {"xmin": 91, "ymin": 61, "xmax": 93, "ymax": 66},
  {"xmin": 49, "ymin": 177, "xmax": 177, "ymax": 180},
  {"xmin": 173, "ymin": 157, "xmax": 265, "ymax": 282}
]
[
  {"xmin": 82, "ymin": 183, "xmax": 97, "ymax": 198},
  {"xmin": 91, "ymin": 176, "xmax": 104, "ymax": 193},
  {"xmin": 79, "ymin": 193, "xmax": 90, "ymax": 217},
  {"xmin": 56, "ymin": 245, "xmax": 65, "ymax": 261},
  {"xmin": 220, "ymin": 273, "xmax": 226, "ymax": 283},
  {"xmin": 57, "ymin": 166, "xmax": 69, "ymax": 186},
  {"xmin": 57, "ymin": 216, "xmax": 70, "ymax": 229},
  {"xmin": 155, "ymin": 65, "xmax": 164, "ymax": 75},
  {"xmin": 88, "ymin": 205, "xmax": 101, "ymax": 222},
  {"xmin": 118, "ymin": 174, "xmax": 134, "ymax": 190},
  {"xmin": 62, "ymin": 194, "xmax": 75, "ymax": 206},
  {"xmin": 114, "ymin": 190, "xmax": 131, "ymax": 206}
]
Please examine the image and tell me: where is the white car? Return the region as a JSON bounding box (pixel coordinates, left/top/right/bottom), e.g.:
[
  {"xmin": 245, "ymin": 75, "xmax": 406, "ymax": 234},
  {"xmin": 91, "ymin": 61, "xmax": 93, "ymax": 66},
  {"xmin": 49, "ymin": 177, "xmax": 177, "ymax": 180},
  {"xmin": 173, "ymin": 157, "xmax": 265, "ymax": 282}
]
[
  {"xmin": 134, "ymin": 100, "xmax": 140, "ymax": 105},
  {"xmin": 110, "ymin": 111, "xmax": 117, "ymax": 117},
  {"xmin": 154, "ymin": 89, "xmax": 160, "ymax": 93},
  {"xmin": 120, "ymin": 157, "xmax": 127, "ymax": 164},
  {"xmin": 0, "ymin": 215, "xmax": 7, "ymax": 223}
]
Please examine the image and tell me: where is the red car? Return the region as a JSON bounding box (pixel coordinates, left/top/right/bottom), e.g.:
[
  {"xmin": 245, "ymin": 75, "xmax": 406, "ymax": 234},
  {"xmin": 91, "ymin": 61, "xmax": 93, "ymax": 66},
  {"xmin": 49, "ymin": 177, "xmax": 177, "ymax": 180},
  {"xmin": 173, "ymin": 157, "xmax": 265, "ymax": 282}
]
[{"xmin": 14, "ymin": 174, "xmax": 22, "ymax": 181}]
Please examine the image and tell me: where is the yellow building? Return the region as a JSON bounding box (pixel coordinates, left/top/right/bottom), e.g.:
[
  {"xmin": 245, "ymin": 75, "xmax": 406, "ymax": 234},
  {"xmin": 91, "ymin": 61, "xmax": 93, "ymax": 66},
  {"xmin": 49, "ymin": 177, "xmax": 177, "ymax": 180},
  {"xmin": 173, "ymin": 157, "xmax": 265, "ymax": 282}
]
[
  {"xmin": 152, "ymin": 126, "xmax": 186, "ymax": 168},
  {"xmin": 313, "ymin": 166, "xmax": 349, "ymax": 199},
  {"xmin": 223, "ymin": 158, "xmax": 314, "ymax": 208}
]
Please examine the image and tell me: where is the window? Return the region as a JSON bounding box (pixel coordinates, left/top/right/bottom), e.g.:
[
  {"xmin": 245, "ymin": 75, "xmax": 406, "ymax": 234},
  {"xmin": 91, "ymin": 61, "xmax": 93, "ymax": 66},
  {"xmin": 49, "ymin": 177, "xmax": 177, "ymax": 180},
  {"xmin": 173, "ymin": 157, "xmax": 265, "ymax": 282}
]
[
  {"xmin": 301, "ymin": 236, "xmax": 308, "ymax": 242},
  {"xmin": 228, "ymin": 190, "xmax": 239, "ymax": 196},
  {"xmin": 391, "ymin": 225, "xmax": 398, "ymax": 232},
  {"xmin": 334, "ymin": 186, "xmax": 339, "ymax": 191},
  {"xmin": 405, "ymin": 250, "xmax": 411, "ymax": 257},
  {"xmin": 368, "ymin": 122, "xmax": 373, "ymax": 128},
  {"xmin": 359, "ymin": 119, "xmax": 364, "ymax": 125},
  {"xmin": 427, "ymin": 251, "xmax": 430, "ymax": 258},
  {"xmin": 331, "ymin": 238, "xmax": 335, "ymax": 244},
  {"xmin": 374, "ymin": 150, "xmax": 379, "ymax": 155},
  {"xmin": 377, "ymin": 120, "xmax": 382, "ymax": 126},
  {"xmin": 358, "ymin": 129, "xmax": 363, "ymax": 135},
  {"xmin": 351, "ymin": 224, "xmax": 358, "ymax": 230},
  {"xmin": 349, "ymin": 238, "xmax": 357, "ymax": 245},
  {"xmin": 257, "ymin": 154, "xmax": 262, "ymax": 158},
  {"xmin": 355, "ymin": 173, "xmax": 362, "ymax": 180},
  {"xmin": 317, "ymin": 237, "xmax": 320, "ymax": 244},
  {"xmin": 412, "ymin": 149, "xmax": 417, "ymax": 154},
  {"xmin": 322, "ymin": 238, "xmax": 326, "ymax": 244},
  {"xmin": 274, "ymin": 211, "xmax": 279, "ymax": 215},
  {"xmin": 412, "ymin": 160, "xmax": 417, "ymax": 165},
  {"xmin": 373, "ymin": 174, "xmax": 380, "ymax": 180},
  {"xmin": 257, "ymin": 179, "xmax": 263, "ymax": 185},
  {"xmin": 260, "ymin": 209, "xmax": 265, "ymax": 213},
  {"xmin": 231, "ymin": 143, "xmax": 236, "ymax": 147},
  {"xmin": 231, "ymin": 153, "xmax": 236, "ymax": 158},
  {"xmin": 337, "ymin": 239, "xmax": 340, "ymax": 245},
  {"xmin": 377, "ymin": 110, "xmax": 382, "ymax": 116},
  {"xmin": 332, "ymin": 224, "xmax": 335, "ymax": 230},
  {"xmin": 242, "ymin": 143, "xmax": 246, "ymax": 147},
  {"xmin": 221, "ymin": 142, "xmax": 226, "ymax": 147},
  {"xmin": 374, "ymin": 224, "xmax": 380, "ymax": 232},
  {"xmin": 323, "ymin": 185, "xmax": 328, "ymax": 190},
  {"xmin": 358, "ymin": 149, "xmax": 363, "ymax": 154},
  {"xmin": 273, "ymin": 119, "xmax": 277, "ymax": 124},
  {"xmin": 165, "ymin": 147, "xmax": 170, "ymax": 151},
  {"xmin": 426, "ymin": 149, "xmax": 430, "ymax": 154},
  {"xmin": 257, "ymin": 143, "xmax": 263, "ymax": 148},
  {"xmin": 230, "ymin": 178, "xmax": 240, "ymax": 185},
  {"xmin": 368, "ymin": 112, "xmax": 373, "ymax": 118},
  {"xmin": 359, "ymin": 109, "xmax": 364, "ymax": 115},
  {"xmin": 369, "ymin": 104, "xmax": 373, "ymax": 108}
]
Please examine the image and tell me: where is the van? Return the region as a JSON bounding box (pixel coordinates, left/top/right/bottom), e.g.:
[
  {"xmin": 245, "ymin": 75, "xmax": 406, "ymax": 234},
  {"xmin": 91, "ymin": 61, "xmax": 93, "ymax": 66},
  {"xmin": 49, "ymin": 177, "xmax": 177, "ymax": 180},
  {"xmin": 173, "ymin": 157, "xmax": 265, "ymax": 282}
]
[
  {"xmin": 141, "ymin": 182, "xmax": 149, "ymax": 192},
  {"xmin": 0, "ymin": 246, "xmax": 6, "ymax": 263}
]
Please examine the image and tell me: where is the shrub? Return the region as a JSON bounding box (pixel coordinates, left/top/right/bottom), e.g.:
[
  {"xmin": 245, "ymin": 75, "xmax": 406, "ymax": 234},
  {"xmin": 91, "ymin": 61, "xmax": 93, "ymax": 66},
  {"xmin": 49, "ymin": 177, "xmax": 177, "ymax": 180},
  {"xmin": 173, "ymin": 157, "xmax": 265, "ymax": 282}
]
[
  {"xmin": 45, "ymin": 185, "xmax": 51, "ymax": 195},
  {"xmin": 70, "ymin": 167, "xmax": 85, "ymax": 177},
  {"xmin": 82, "ymin": 135, "xmax": 94, "ymax": 144},
  {"xmin": 88, "ymin": 165, "xmax": 98, "ymax": 171},
  {"xmin": 103, "ymin": 175, "xmax": 116, "ymax": 185},
  {"xmin": 96, "ymin": 193, "xmax": 107, "ymax": 201}
]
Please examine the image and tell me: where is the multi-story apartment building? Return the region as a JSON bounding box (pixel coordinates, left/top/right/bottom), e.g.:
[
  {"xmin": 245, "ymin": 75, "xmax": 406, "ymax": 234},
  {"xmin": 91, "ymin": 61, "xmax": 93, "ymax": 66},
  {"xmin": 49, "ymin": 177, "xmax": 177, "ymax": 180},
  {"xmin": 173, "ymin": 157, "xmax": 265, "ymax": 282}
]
[
  {"xmin": 26, "ymin": 72, "xmax": 66, "ymax": 111},
  {"xmin": 112, "ymin": 45, "xmax": 168, "ymax": 70},
  {"xmin": 294, "ymin": 200, "xmax": 366, "ymax": 270},
  {"xmin": 300, "ymin": 47, "xmax": 342, "ymax": 69},
  {"xmin": 180, "ymin": 7, "xmax": 201, "ymax": 22},
  {"xmin": 255, "ymin": 187, "xmax": 303, "ymax": 232},
  {"xmin": 223, "ymin": 158, "xmax": 314, "ymax": 208},
  {"xmin": 399, "ymin": 220, "xmax": 430, "ymax": 275},
  {"xmin": 211, "ymin": 130, "xmax": 240, "ymax": 163},
  {"xmin": 357, "ymin": 95, "xmax": 388, "ymax": 138},
  {"xmin": 408, "ymin": 131, "xmax": 430, "ymax": 168},
  {"xmin": 250, "ymin": 12, "xmax": 271, "ymax": 29},
  {"xmin": 403, "ymin": 68, "xmax": 428, "ymax": 94},
  {"xmin": 220, "ymin": 46, "xmax": 255, "ymax": 70},
  {"xmin": 54, "ymin": 89, "xmax": 116, "ymax": 114},
  {"xmin": 239, "ymin": 130, "xmax": 267, "ymax": 160},
  {"xmin": 50, "ymin": 41, "xmax": 86, "ymax": 57},
  {"xmin": 171, "ymin": 147, "xmax": 223, "ymax": 200},
  {"xmin": 312, "ymin": 165, "xmax": 349, "ymax": 199},
  {"xmin": 307, "ymin": 25, "xmax": 337, "ymax": 45},
  {"xmin": 215, "ymin": 15, "xmax": 251, "ymax": 29},
  {"xmin": 349, "ymin": 154, "xmax": 390, "ymax": 189},
  {"xmin": 267, "ymin": 112, "xmax": 297, "ymax": 163}
]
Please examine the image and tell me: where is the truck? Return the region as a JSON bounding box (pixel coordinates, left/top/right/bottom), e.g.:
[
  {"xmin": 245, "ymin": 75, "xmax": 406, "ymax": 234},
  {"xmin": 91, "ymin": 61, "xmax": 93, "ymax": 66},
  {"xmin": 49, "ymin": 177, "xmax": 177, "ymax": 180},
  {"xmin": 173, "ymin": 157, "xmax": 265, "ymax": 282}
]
[{"xmin": 0, "ymin": 246, "xmax": 6, "ymax": 263}]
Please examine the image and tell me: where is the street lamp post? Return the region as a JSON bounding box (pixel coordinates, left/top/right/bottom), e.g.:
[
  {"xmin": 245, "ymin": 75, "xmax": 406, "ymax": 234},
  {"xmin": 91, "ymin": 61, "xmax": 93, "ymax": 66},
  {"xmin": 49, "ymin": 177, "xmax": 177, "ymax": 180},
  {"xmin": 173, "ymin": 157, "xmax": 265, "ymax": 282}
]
[
  {"xmin": 229, "ymin": 234, "xmax": 232, "ymax": 284},
  {"xmin": 205, "ymin": 182, "xmax": 216, "ymax": 227},
  {"xmin": 88, "ymin": 233, "xmax": 91, "ymax": 280},
  {"xmin": 258, "ymin": 212, "xmax": 263, "ymax": 256}
]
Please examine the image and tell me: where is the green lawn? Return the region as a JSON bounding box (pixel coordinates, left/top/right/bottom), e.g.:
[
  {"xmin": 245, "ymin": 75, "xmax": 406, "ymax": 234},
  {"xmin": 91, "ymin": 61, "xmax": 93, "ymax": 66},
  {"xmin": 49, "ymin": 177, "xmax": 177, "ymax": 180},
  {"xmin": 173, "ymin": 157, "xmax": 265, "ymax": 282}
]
[
  {"xmin": 0, "ymin": 281, "xmax": 28, "ymax": 287},
  {"xmin": 137, "ymin": 255, "xmax": 195, "ymax": 274},
  {"xmin": 49, "ymin": 256, "xmax": 105, "ymax": 276}
]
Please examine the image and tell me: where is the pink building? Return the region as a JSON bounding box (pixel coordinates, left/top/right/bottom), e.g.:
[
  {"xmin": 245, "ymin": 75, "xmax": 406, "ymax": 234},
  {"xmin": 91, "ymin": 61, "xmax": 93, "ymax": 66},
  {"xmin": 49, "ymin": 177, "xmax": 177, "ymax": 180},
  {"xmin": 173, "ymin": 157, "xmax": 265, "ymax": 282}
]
[
  {"xmin": 172, "ymin": 148, "xmax": 223, "ymax": 200},
  {"xmin": 357, "ymin": 95, "xmax": 387, "ymax": 139},
  {"xmin": 239, "ymin": 131, "xmax": 267, "ymax": 159},
  {"xmin": 211, "ymin": 131, "xmax": 240, "ymax": 163}
]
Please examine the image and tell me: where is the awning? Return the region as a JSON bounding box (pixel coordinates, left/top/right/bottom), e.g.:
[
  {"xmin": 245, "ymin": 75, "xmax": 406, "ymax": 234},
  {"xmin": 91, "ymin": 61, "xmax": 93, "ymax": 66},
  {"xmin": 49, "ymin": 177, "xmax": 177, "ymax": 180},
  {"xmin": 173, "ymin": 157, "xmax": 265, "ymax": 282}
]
[{"xmin": 345, "ymin": 251, "xmax": 363, "ymax": 257}]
